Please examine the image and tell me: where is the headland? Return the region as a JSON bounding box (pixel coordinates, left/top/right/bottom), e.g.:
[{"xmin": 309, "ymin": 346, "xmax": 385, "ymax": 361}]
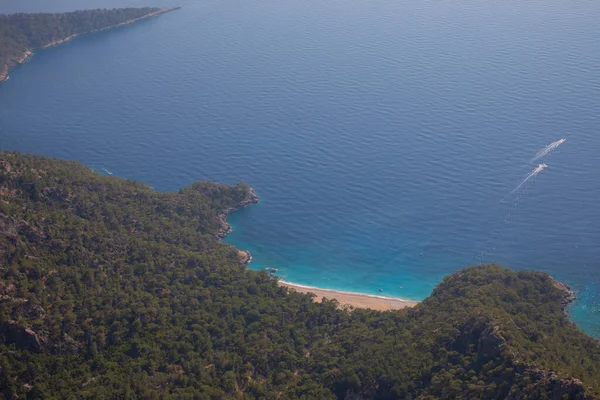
[{"xmin": 0, "ymin": 7, "xmax": 180, "ymax": 83}]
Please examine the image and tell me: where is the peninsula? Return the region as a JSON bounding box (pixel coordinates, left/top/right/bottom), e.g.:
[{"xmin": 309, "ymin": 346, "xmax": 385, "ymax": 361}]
[{"xmin": 0, "ymin": 7, "xmax": 179, "ymax": 83}]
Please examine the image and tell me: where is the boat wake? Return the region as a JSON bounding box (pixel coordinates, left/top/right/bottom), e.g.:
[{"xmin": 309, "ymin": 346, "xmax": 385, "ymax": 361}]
[
  {"xmin": 531, "ymin": 138, "xmax": 566, "ymax": 162},
  {"xmin": 512, "ymin": 163, "xmax": 547, "ymax": 193}
]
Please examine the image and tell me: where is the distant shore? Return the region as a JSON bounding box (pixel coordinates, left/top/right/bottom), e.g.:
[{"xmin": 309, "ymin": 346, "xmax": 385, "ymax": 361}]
[
  {"xmin": 279, "ymin": 280, "xmax": 418, "ymax": 311},
  {"xmin": 0, "ymin": 7, "xmax": 180, "ymax": 83},
  {"xmin": 41, "ymin": 7, "xmax": 181, "ymax": 50}
]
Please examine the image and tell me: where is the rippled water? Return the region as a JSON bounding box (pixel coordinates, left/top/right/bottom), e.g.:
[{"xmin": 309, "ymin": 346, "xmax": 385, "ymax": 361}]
[{"xmin": 1, "ymin": 0, "xmax": 600, "ymax": 335}]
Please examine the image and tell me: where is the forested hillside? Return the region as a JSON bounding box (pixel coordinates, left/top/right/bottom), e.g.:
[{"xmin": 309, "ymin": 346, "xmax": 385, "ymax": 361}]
[
  {"xmin": 0, "ymin": 152, "xmax": 599, "ymax": 399},
  {"xmin": 0, "ymin": 8, "xmax": 170, "ymax": 82}
]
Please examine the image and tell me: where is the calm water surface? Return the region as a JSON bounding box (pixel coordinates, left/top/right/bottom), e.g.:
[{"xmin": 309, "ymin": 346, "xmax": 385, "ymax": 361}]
[{"xmin": 1, "ymin": 0, "xmax": 600, "ymax": 335}]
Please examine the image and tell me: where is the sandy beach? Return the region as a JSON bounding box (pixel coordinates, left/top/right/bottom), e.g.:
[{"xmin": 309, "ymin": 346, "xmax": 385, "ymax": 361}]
[{"xmin": 279, "ymin": 281, "xmax": 418, "ymax": 311}]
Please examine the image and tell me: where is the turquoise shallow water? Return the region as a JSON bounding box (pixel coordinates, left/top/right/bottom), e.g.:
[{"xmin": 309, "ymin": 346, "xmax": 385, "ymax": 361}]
[{"xmin": 1, "ymin": 0, "xmax": 600, "ymax": 335}]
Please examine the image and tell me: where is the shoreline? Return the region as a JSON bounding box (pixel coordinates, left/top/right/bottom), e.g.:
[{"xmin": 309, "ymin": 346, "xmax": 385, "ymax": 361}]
[
  {"xmin": 217, "ymin": 187, "xmax": 259, "ymax": 264},
  {"xmin": 279, "ymin": 280, "xmax": 418, "ymax": 311},
  {"xmin": 0, "ymin": 7, "xmax": 180, "ymax": 83},
  {"xmin": 219, "ymin": 188, "xmax": 418, "ymax": 310},
  {"xmin": 0, "ymin": 51, "xmax": 33, "ymax": 83},
  {"xmin": 41, "ymin": 7, "xmax": 182, "ymax": 50}
]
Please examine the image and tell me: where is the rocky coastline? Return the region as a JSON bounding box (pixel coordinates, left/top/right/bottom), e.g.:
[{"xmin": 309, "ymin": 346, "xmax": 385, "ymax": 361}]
[
  {"xmin": 0, "ymin": 7, "xmax": 180, "ymax": 84},
  {"xmin": 216, "ymin": 188, "xmax": 259, "ymax": 265},
  {"xmin": 549, "ymin": 276, "xmax": 576, "ymax": 314},
  {"xmin": 0, "ymin": 50, "xmax": 33, "ymax": 83}
]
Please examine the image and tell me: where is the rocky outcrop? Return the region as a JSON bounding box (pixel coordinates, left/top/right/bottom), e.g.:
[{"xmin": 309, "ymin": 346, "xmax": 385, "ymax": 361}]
[
  {"xmin": 57, "ymin": 333, "xmax": 83, "ymax": 354},
  {"xmin": 237, "ymin": 250, "xmax": 252, "ymax": 264},
  {"xmin": 477, "ymin": 324, "xmax": 506, "ymax": 360},
  {"xmin": 216, "ymin": 188, "xmax": 259, "ymax": 241},
  {"xmin": 0, "ymin": 320, "xmax": 47, "ymax": 353},
  {"xmin": 550, "ymin": 276, "xmax": 576, "ymax": 311},
  {"xmin": 0, "ymin": 319, "xmax": 84, "ymax": 355},
  {"xmin": 215, "ymin": 188, "xmax": 258, "ymax": 264},
  {"xmin": 0, "ymin": 50, "xmax": 32, "ymax": 83}
]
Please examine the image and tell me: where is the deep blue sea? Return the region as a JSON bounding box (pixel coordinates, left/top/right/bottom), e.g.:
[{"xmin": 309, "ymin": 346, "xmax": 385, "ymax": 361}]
[{"xmin": 1, "ymin": 0, "xmax": 600, "ymax": 335}]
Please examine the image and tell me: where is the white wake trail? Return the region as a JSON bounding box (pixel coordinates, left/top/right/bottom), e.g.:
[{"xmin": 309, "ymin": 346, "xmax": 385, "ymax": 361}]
[
  {"xmin": 512, "ymin": 163, "xmax": 547, "ymax": 193},
  {"xmin": 531, "ymin": 138, "xmax": 566, "ymax": 162}
]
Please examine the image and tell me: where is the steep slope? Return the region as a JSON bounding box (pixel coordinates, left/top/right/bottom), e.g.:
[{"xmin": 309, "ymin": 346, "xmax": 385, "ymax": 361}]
[
  {"xmin": 0, "ymin": 8, "xmax": 177, "ymax": 82},
  {"xmin": 315, "ymin": 266, "xmax": 599, "ymax": 399},
  {"xmin": 0, "ymin": 152, "xmax": 598, "ymax": 399}
]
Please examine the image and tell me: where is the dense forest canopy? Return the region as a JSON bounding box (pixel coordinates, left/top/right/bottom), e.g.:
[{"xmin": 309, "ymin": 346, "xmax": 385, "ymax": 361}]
[
  {"xmin": 0, "ymin": 151, "xmax": 599, "ymax": 399},
  {"xmin": 0, "ymin": 8, "xmax": 161, "ymax": 81}
]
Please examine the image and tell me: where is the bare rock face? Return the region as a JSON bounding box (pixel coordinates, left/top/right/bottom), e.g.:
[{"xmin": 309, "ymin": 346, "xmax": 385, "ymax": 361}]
[
  {"xmin": 216, "ymin": 188, "xmax": 259, "ymax": 240},
  {"xmin": 550, "ymin": 276, "xmax": 576, "ymax": 311},
  {"xmin": 0, "ymin": 320, "xmax": 47, "ymax": 353},
  {"xmin": 0, "ymin": 320, "xmax": 83, "ymax": 355},
  {"xmin": 477, "ymin": 324, "xmax": 506, "ymax": 360},
  {"xmin": 58, "ymin": 333, "xmax": 83, "ymax": 354}
]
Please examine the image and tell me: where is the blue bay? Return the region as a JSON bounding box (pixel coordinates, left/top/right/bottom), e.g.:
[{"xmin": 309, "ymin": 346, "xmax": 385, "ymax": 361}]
[{"xmin": 1, "ymin": 0, "xmax": 600, "ymax": 335}]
